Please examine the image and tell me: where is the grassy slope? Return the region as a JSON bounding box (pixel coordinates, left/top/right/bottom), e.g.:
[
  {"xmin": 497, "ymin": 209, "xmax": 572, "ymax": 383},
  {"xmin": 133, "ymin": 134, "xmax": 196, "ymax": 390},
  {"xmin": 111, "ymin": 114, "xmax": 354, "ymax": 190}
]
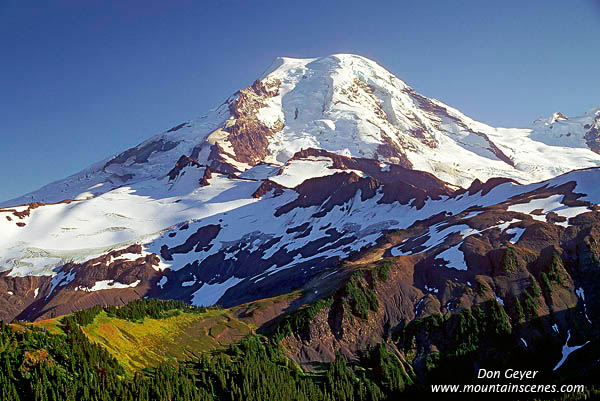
[
  {"xmin": 31, "ymin": 309, "xmax": 252, "ymax": 372},
  {"xmin": 82, "ymin": 310, "xmax": 252, "ymax": 371},
  {"xmin": 24, "ymin": 291, "xmax": 309, "ymax": 372},
  {"xmin": 31, "ymin": 317, "xmax": 65, "ymax": 335}
]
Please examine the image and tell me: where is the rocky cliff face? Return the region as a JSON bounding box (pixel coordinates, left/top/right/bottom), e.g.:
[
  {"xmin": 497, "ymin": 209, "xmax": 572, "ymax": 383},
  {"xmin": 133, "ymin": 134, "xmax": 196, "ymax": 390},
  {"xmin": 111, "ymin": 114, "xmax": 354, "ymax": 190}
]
[{"xmin": 272, "ymin": 178, "xmax": 600, "ymax": 379}]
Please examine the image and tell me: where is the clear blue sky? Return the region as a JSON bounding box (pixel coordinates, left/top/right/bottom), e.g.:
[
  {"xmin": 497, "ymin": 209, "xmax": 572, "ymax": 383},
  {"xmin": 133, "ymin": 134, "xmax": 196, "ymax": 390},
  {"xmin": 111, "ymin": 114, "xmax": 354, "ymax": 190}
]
[{"xmin": 1, "ymin": 0, "xmax": 599, "ymax": 202}]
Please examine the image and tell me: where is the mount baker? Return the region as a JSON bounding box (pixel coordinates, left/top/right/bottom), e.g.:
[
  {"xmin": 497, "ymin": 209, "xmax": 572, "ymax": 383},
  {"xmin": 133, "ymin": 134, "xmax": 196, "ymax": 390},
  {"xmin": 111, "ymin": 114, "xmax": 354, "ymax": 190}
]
[{"xmin": 0, "ymin": 52, "xmax": 599, "ymax": 348}]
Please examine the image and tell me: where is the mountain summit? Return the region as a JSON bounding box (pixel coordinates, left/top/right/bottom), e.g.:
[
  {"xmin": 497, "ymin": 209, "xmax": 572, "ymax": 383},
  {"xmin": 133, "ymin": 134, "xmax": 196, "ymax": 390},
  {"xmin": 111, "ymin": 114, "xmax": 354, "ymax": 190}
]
[{"xmin": 6, "ymin": 54, "xmax": 600, "ymax": 208}]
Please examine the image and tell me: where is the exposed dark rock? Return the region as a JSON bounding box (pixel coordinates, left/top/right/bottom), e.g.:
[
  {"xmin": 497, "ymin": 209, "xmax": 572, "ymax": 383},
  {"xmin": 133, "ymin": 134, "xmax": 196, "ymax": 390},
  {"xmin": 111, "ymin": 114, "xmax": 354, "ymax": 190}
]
[
  {"xmin": 252, "ymin": 180, "xmax": 285, "ymax": 198},
  {"xmin": 104, "ymin": 139, "xmax": 179, "ymax": 169},
  {"xmin": 160, "ymin": 224, "xmax": 221, "ymax": 261},
  {"xmin": 165, "ymin": 122, "xmax": 189, "ymax": 133},
  {"xmin": 216, "ymin": 79, "xmax": 284, "ymax": 165},
  {"xmin": 167, "ymin": 155, "xmax": 205, "ymax": 181}
]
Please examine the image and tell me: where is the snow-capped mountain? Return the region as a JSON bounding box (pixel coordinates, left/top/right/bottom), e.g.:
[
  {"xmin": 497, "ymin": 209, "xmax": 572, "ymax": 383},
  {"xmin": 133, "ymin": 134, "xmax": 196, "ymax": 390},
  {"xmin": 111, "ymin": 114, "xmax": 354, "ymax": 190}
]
[
  {"xmin": 5, "ymin": 54, "xmax": 600, "ymax": 208},
  {"xmin": 1, "ymin": 54, "xmax": 600, "ymax": 323}
]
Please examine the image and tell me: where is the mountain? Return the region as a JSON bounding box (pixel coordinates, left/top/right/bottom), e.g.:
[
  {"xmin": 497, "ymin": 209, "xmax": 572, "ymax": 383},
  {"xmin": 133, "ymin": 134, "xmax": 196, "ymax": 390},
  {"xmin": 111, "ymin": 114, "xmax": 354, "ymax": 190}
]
[
  {"xmin": 4, "ymin": 54, "xmax": 600, "ymax": 207},
  {"xmin": 1, "ymin": 54, "xmax": 600, "ymax": 391}
]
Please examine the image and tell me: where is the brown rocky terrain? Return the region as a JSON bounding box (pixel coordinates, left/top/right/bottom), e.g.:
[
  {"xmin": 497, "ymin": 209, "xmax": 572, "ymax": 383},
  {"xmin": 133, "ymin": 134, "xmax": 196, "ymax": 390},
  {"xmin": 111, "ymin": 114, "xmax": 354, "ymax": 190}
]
[
  {"xmin": 1, "ymin": 245, "xmax": 163, "ymax": 322},
  {"xmin": 212, "ymin": 78, "xmax": 284, "ymax": 168},
  {"xmin": 262, "ymin": 178, "xmax": 599, "ymax": 382}
]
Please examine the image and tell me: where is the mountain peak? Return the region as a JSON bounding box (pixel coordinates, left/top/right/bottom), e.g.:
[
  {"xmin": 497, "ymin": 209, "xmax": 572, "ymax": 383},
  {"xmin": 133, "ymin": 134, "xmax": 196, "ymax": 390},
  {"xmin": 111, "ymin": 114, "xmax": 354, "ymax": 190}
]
[
  {"xmin": 4, "ymin": 56, "xmax": 600, "ymax": 209},
  {"xmin": 261, "ymin": 53, "xmax": 407, "ymax": 89}
]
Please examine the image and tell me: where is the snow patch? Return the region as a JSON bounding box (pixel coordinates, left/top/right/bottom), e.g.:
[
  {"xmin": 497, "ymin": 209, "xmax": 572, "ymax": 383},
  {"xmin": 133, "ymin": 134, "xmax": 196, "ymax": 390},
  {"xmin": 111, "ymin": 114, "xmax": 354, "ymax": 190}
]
[
  {"xmin": 191, "ymin": 276, "xmax": 242, "ymax": 306},
  {"xmin": 269, "ymin": 157, "xmax": 363, "ymax": 188},
  {"xmin": 424, "ymin": 284, "xmax": 439, "ymax": 294},
  {"xmin": 157, "ymin": 276, "xmax": 168, "ymax": 289},
  {"xmin": 507, "ymin": 195, "xmax": 590, "ymax": 226},
  {"xmin": 493, "ymin": 291, "xmax": 504, "ymax": 306},
  {"xmin": 76, "ymin": 280, "xmax": 141, "ymax": 292},
  {"xmin": 553, "ymin": 330, "xmax": 590, "ymax": 371},
  {"xmin": 505, "ymin": 227, "xmax": 526, "ymax": 244},
  {"xmin": 436, "ymin": 244, "xmax": 467, "ymax": 270},
  {"xmin": 576, "ymin": 287, "xmax": 593, "ymax": 324}
]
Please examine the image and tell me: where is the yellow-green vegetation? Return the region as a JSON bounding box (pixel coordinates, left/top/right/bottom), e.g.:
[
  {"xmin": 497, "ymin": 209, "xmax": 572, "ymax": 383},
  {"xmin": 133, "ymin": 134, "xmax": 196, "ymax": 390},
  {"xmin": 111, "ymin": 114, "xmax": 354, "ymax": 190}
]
[
  {"xmin": 27, "ymin": 295, "xmax": 304, "ymax": 373},
  {"xmin": 32, "ymin": 316, "xmax": 65, "ymax": 336},
  {"xmin": 81, "ymin": 309, "xmax": 252, "ymax": 371},
  {"xmin": 500, "ymin": 247, "xmax": 519, "ymax": 272}
]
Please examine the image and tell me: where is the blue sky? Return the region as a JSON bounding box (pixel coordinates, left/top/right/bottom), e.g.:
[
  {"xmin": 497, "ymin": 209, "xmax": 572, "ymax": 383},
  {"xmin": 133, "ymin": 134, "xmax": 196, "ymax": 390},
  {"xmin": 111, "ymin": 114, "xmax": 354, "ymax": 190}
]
[{"xmin": 1, "ymin": 0, "xmax": 599, "ymax": 202}]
